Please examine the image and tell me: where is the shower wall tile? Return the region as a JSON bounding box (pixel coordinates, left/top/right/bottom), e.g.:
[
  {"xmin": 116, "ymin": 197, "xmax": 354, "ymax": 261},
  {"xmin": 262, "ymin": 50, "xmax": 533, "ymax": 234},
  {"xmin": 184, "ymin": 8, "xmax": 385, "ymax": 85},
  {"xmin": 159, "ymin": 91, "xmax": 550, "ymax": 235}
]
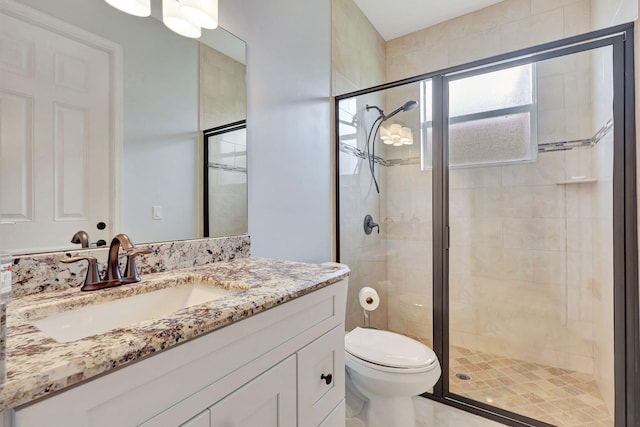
[
  {"xmin": 563, "ymin": 0, "xmax": 592, "ymax": 35},
  {"xmin": 450, "ymin": 188, "xmax": 474, "ymax": 217},
  {"xmin": 501, "ymin": 187, "xmax": 534, "ymax": 217},
  {"xmin": 331, "ymin": 0, "xmax": 385, "ymax": 95},
  {"xmin": 448, "ymin": 31, "xmax": 501, "ymax": 66},
  {"xmin": 503, "ymin": 219, "xmax": 545, "ymax": 250},
  {"xmin": 502, "ymin": 250, "xmax": 535, "ymax": 281},
  {"xmin": 537, "ymin": 74, "xmax": 565, "ymax": 111},
  {"xmin": 451, "ymin": 166, "xmax": 502, "ymax": 189},
  {"xmin": 532, "ymin": 250, "xmax": 565, "ymax": 285},
  {"xmin": 537, "ymin": 109, "xmax": 567, "ymax": 144},
  {"xmin": 500, "ymin": 9, "xmax": 565, "ymax": 52},
  {"xmin": 501, "ymin": 152, "xmax": 565, "ymax": 186},
  {"xmin": 473, "ymin": 187, "xmax": 504, "ymax": 218},
  {"xmin": 447, "ymin": 148, "xmax": 602, "ymax": 372},
  {"xmin": 531, "ymin": 186, "xmax": 566, "ymax": 218},
  {"xmin": 565, "ymin": 150, "xmax": 594, "ymax": 181},
  {"xmin": 565, "ymin": 69, "xmax": 592, "ymax": 109},
  {"xmin": 531, "ymin": 0, "xmax": 585, "ymax": 15},
  {"xmin": 386, "ymin": 0, "xmax": 591, "ymax": 81}
]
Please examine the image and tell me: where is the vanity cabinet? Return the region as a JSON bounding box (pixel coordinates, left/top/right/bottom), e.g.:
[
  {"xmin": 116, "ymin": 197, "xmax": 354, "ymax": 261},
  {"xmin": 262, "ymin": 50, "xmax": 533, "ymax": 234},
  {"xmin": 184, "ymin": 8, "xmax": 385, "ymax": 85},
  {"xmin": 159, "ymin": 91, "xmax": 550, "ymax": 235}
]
[
  {"xmin": 180, "ymin": 356, "xmax": 297, "ymax": 427},
  {"xmin": 12, "ymin": 280, "xmax": 347, "ymax": 427}
]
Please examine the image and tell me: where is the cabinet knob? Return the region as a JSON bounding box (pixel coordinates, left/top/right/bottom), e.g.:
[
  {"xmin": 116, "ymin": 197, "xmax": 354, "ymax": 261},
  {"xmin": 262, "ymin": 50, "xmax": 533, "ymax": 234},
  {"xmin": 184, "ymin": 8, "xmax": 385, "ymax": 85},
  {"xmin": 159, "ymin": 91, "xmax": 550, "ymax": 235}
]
[{"xmin": 320, "ymin": 373, "xmax": 333, "ymax": 385}]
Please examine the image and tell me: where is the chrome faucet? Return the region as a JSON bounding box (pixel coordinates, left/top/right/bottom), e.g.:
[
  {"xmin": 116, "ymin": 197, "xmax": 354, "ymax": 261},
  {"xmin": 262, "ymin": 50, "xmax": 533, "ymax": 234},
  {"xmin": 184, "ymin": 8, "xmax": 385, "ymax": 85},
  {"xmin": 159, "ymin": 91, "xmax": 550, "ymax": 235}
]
[{"xmin": 61, "ymin": 233, "xmax": 151, "ymax": 291}]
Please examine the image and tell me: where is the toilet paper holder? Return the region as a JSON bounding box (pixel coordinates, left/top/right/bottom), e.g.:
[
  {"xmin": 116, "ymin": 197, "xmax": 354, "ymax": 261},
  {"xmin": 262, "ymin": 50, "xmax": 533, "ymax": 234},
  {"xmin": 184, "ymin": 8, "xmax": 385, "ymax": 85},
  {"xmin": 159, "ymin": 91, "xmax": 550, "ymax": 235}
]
[
  {"xmin": 363, "ymin": 308, "xmax": 372, "ymax": 328},
  {"xmin": 359, "ymin": 286, "xmax": 380, "ymax": 328}
]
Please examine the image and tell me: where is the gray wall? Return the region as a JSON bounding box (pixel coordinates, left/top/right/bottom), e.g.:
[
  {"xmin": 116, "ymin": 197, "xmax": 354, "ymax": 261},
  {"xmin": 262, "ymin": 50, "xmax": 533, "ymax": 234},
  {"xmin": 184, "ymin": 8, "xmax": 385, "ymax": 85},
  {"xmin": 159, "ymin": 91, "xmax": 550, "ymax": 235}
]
[{"xmin": 220, "ymin": 0, "xmax": 332, "ymax": 263}]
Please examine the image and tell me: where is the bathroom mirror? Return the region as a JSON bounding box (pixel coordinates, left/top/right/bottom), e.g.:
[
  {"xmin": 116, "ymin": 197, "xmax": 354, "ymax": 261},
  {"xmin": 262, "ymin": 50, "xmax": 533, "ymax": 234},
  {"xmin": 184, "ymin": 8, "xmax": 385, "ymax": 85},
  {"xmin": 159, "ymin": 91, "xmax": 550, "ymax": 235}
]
[{"xmin": 0, "ymin": 0, "xmax": 247, "ymax": 254}]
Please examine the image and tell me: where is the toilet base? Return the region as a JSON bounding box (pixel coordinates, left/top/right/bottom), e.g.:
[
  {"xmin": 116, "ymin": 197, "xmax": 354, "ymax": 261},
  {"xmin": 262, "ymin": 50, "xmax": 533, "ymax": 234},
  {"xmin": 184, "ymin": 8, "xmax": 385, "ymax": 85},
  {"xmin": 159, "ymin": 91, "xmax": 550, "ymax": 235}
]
[{"xmin": 365, "ymin": 395, "xmax": 416, "ymax": 427}]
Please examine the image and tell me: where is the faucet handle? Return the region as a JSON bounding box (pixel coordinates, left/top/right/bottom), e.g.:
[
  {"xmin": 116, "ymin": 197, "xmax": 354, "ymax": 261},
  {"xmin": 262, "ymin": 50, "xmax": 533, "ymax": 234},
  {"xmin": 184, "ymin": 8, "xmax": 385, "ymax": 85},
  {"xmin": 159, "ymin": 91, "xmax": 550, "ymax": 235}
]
[
  {"xmin": 60, "ymin": 256, "xmax": 102, "ymax": 291},
  {"xmin": 123, "ymin": 248, "xmax": 151, "ymax": 283}
]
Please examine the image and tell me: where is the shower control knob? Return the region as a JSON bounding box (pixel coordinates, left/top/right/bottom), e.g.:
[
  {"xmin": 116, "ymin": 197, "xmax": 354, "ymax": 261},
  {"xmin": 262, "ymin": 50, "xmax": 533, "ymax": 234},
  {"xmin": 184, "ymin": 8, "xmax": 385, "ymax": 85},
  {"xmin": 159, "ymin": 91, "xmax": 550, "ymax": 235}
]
[
  {"xmin": 364, "ymin": 214, "xmax": 380, "ymax": 235},
  {"xmin": 321, "ymin": 373, "xmax": 333, "ymax": 385}
]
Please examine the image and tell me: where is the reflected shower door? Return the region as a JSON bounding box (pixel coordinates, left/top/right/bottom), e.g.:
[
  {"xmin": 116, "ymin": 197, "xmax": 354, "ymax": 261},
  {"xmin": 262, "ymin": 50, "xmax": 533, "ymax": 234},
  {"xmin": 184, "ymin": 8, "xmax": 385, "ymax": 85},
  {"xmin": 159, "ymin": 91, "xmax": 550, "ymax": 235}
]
[
  {"xmin": 447, "ymin": 46, "xmax": 615, "ymax": 426},
  {"xmin": 204, "ymin": 121, "xmax": 247, "ymax": 237}
]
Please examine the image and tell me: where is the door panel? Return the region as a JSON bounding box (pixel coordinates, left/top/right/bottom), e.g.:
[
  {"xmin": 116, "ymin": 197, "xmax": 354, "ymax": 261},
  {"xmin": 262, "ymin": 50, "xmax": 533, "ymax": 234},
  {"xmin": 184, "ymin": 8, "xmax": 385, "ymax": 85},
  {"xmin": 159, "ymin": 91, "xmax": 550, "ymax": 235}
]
[
  {"xmin": 446, "ymin": 46, "xmax": 615, "ymax": 427},
  {"xmin": 0, "ymin": 9, "xmax": 113, "ymax": 253}
]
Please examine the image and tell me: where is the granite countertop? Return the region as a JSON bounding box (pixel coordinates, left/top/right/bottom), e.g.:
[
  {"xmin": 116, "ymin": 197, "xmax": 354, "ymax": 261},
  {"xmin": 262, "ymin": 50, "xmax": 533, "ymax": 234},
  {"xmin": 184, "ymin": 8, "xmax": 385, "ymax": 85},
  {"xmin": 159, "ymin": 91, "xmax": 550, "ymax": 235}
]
[{"xmin": 0, "ymin": 257, "xmax": 350, "ymax": 412}]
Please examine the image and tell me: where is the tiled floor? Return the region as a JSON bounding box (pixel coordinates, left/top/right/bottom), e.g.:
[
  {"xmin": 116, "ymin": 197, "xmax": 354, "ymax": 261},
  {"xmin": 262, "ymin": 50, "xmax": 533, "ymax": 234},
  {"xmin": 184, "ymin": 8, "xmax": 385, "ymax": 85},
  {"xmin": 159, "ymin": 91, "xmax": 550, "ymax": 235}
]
[
  {"xmin": 449, "ymin": 345, "xmax": 614, "ymax": 427},
  {"xmin": 345, "ymin": 341, "xmax": 614, "ymax": 426},
  {"xmin": 346, "ymin": 396, "xmax": 504, "ymax": 427}
]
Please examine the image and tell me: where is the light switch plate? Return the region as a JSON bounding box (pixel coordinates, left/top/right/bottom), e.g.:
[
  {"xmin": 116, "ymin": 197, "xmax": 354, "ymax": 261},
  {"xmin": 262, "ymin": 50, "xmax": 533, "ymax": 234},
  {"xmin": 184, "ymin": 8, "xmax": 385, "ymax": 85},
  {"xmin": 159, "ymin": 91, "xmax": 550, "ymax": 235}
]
[{"xmin": 152, "ymin": 205, "xmax": 163, "ymax": 220}]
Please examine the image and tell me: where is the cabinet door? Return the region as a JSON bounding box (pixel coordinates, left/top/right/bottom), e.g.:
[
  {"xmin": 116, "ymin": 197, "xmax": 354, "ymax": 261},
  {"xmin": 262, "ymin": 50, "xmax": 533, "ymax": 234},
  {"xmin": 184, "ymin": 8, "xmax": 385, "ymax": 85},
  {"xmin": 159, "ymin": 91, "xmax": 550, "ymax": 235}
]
[
  {"xmin": 180, "ymin": 410, "xmax": 210, "ymax": 427},
  {"xmin": 209, "ymin": 355, "xmax": 296, "ymax": 427},
  {"xmin": 318, "ymin": 400, "xmax": 345, "ymax": 427},
  {"xmin": 297, "ymin": 325, "xmax": 345, "ymax": 426}
]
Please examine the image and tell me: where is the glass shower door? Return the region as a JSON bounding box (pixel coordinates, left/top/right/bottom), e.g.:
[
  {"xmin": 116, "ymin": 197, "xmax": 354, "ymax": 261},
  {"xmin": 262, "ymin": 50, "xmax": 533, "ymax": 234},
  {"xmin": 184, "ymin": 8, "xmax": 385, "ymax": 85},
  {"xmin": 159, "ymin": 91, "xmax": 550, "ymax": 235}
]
[{"xmin": 446, "ymin": 46, "xmax": 615, "ymax": 426}]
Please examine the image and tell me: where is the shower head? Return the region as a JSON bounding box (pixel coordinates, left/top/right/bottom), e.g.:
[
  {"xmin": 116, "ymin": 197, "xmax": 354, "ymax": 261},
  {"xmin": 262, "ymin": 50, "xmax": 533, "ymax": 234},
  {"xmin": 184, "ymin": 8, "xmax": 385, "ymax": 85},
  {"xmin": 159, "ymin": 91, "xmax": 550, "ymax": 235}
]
[{"xmin": 384, "ymin": 100, "xmax": 418, "ymax": 121}]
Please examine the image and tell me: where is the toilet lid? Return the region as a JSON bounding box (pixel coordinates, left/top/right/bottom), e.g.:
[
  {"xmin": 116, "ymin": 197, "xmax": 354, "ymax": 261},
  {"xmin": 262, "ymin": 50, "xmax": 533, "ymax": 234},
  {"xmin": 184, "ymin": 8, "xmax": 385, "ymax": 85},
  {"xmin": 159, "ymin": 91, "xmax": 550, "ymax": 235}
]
[{"xmin": 345, "ymin": 327, "xmax": 436, "ymax": 369}]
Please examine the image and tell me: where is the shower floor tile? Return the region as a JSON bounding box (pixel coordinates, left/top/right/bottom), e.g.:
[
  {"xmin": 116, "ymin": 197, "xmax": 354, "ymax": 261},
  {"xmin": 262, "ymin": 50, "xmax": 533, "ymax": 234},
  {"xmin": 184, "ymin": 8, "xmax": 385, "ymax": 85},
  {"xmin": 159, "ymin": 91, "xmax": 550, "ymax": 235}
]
[{"xmin": 449, "ymin": 345, "xmax": 614, "ymax": 427}]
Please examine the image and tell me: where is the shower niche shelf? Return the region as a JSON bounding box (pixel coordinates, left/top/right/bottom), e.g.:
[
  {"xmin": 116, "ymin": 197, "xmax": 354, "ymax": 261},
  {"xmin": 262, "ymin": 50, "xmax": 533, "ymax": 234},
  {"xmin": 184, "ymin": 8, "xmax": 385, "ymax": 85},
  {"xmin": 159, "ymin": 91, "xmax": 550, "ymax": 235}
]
[{"xmin": 556, "ymin": 178, "xmax": 598, "ymax": 185}]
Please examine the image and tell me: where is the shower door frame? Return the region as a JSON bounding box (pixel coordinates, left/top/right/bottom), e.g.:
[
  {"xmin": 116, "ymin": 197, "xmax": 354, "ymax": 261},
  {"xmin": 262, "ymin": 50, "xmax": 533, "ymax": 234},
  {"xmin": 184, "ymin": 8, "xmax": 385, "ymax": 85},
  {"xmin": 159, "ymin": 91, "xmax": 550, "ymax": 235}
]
[
  {"xmin": 435, "ymin": 28, "xmax": 637, "ymax": 427},
  {"xmin": 334, "ymin": 23, "xmax": 639, "ymax": 427}
]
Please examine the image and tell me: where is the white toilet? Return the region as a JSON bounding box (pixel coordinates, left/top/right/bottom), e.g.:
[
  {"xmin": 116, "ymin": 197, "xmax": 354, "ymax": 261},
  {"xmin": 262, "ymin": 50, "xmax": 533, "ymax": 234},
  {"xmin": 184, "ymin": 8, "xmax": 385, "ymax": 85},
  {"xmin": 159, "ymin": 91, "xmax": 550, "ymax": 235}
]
[{"xmin": 344, "ymin": 327, "xmax": 441, "ymax": 427}]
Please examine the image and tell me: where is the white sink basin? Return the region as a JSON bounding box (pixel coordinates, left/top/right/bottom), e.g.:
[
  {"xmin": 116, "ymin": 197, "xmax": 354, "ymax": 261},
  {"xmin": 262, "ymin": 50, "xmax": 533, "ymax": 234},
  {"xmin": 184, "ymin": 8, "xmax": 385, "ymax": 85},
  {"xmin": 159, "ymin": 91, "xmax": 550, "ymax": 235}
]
[{"xmin": 28, "ymin": 283, "xmax": 238, "ymax": 343}]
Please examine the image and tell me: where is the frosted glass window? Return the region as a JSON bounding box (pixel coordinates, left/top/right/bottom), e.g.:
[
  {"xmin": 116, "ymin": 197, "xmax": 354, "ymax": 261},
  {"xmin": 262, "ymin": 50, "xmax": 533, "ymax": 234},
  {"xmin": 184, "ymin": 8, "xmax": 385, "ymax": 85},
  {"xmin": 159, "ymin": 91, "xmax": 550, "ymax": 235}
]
[
  {"xmin": 449, "ymin": 65, "xmax": 533, "ymax": 116},
  {"xmin": 445, "ymin": 64, "xmax": 536, "ymax": 166},
  {"xmin": 449, "ymin": 113, "xmax": 532, "ymax": 166}
]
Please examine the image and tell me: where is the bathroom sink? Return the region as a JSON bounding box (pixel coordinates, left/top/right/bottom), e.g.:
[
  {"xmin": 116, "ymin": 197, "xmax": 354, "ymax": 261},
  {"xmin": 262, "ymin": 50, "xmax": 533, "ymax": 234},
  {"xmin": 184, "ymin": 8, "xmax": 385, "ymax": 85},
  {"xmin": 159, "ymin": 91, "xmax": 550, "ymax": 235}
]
[{"xmin": 25, "ymin": 281, "xmax": 240, "ymax": 343}]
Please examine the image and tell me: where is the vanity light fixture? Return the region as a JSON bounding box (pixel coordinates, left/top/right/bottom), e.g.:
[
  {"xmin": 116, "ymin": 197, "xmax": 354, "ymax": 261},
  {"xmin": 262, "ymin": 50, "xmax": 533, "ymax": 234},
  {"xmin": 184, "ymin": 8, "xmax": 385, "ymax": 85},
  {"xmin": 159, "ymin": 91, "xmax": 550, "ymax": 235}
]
[
  {"xmin": 105, "ymin": 0, "xmax": 219, "ymax": 39},
  {"xmin": 162, "ymin": 0, "xmax": 202, "ymax": 38},
  {"xmin": 380, "ymin": 126, "xmax": 392, "ymax": 144},
  {"xmin": 401, "ymin": 126, "xmax": 413, "ymax": 145},
  {"xmin": 180, "ymin": 0, "xmax": 219, "ymax": 29},
  {"xmin": 380, "ymin": 124, "xmax": 414, "ymax": 146},
  {"xmin": 104, "ymin": 0, "xmax": 151, "ymax": 17}
]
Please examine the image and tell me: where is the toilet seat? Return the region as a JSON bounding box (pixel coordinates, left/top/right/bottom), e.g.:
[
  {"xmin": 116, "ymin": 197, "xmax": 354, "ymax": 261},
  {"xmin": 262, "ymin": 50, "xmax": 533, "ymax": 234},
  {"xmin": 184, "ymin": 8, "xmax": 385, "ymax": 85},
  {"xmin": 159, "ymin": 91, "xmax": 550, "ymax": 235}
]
[
  {"xmin": 346, "ymin": 351, "xmax": 437, "ymax": 374},
  {"xmin": 345, "ymin": 327, "xmax": 437, "ymax": 371}
]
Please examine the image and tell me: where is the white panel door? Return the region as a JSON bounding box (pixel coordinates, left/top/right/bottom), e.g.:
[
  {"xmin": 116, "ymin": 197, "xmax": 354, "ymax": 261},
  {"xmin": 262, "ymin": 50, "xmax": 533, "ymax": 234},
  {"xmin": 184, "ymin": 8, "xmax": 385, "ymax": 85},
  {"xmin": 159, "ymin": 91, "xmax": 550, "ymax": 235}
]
[
  {"xmin": 208, "ymin": 355, "xmax": 296, "ymax": 427},
  {"xmin": 0, "ymin": 8, "xmax": 113, "ymax": 253}
]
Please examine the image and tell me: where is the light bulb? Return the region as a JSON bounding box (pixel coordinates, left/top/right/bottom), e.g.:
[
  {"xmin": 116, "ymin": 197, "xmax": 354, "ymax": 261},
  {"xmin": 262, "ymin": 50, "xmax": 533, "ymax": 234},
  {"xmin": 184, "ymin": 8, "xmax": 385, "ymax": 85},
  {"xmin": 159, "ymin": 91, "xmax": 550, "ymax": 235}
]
[
  {"xmin": 401, "ymin": 127, "xmax": 413, "ymax": 145},
  {"xmin": 390, "ymin": 123, "xmax": 401, "ymax": 138},
  {"xmin": 163, "ymin": 0, "xmax": 202, "ymax": 38},
  {"xmin": 380, "ymin": 126, "xmax": 392, "ymax": 144},
  {"xmin": 180, "ymin": 0, "xmax": 218, "ymax": 29},
  {"xmin": 104, "ymin": 0, "xmax": 150, "ymax": 17}
]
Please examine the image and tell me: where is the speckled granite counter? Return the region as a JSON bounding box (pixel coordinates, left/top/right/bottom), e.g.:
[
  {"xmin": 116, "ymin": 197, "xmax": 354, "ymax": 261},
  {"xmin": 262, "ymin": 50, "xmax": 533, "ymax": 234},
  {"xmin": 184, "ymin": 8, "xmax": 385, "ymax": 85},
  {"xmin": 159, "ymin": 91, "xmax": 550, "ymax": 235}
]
[{"xmin": 0, "ymin": 257, "xmax": 350, "ymax": 412}]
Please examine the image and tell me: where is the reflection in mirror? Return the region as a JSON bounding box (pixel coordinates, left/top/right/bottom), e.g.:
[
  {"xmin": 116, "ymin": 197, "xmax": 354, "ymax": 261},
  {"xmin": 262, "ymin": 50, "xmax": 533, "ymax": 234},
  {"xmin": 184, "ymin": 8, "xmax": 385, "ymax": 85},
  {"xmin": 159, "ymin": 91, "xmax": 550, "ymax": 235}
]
[
  {"xmin": 203, "ymin": 121, "xmax": 247, "ymax": 238},
  {"xmin": 0, "ymin": 0, "xmax": 247, "ymax": 255}
]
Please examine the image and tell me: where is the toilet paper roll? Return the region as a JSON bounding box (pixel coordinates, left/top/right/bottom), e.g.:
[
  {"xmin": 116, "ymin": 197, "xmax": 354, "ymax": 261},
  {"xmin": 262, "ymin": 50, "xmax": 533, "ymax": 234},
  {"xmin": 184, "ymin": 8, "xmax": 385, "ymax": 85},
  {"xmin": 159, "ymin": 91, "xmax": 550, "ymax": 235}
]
[{"xmin": 359, "ymin": 287, "xmax": 380, "ymax": 311}]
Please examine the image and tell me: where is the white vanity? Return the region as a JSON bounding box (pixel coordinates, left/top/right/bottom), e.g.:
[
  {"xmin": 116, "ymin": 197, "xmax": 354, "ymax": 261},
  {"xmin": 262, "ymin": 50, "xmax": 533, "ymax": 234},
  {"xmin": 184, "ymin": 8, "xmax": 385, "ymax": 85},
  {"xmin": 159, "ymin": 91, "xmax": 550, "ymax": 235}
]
[{"xmin": 0, "ymin": 256, "xmax": 349, "ymax": 427}]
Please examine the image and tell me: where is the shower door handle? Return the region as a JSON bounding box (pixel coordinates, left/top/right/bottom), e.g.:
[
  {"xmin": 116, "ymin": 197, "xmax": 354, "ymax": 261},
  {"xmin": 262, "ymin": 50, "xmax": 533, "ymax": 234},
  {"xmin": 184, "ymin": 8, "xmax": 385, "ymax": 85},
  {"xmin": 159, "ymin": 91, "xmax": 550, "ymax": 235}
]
[{"xmin": 445, "ymin": 226, "xmax": 450, "ymax": 250}]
